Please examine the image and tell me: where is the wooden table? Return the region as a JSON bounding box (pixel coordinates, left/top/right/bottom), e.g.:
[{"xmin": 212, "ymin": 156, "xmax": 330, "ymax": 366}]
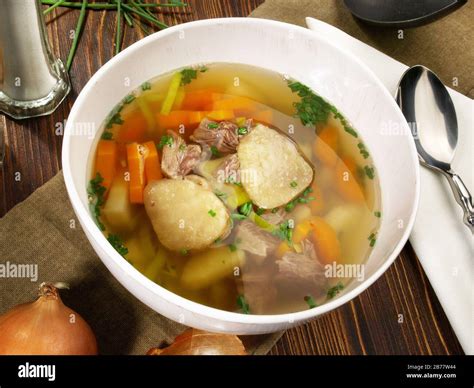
[{"xmin": 0, "ymin": 0, "xmax": 464, "ymax": 355}]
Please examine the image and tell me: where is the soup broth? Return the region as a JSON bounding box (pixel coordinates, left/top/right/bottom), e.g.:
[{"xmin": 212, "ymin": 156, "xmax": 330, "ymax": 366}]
[{"xmin": 88, "ymin": 63, "xmax": 381, "ymax": 314}]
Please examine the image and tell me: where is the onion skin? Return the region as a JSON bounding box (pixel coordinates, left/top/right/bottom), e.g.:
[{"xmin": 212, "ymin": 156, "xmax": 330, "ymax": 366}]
[
  {"xmin": 0, "ymin": 283, "xmax": 98, "ymax": 355},
  {"xmin": 147, "ymin": 329, "xmax": 247, "ymax": 355}
]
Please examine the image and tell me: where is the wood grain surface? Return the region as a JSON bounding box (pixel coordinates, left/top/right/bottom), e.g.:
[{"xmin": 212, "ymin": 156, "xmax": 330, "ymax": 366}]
[{"xmin": 0, "ymin": 0, "xmax": 464, "ymax": 355}]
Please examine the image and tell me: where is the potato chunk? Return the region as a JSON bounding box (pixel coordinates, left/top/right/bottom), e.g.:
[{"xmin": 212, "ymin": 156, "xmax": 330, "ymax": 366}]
[
  {"xmin": 237, "ymin": 124, "xmax": 314, "ymax": 208},
  {"xmin": 144, "ymin": 179, "xmax": 229, "ymax": 251}
]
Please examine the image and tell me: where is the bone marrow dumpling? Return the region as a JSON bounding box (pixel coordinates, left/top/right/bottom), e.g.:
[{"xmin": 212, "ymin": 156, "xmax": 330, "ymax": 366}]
[
  {"xmin": 237, "ymin": 124, "xmax": 314, "ymax": 209},
  {"xmin": 144, "ymin": 179, "xmax": 229, "ymax": 251}
]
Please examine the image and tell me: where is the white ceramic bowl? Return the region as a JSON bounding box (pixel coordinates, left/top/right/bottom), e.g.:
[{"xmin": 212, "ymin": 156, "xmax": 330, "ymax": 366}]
[{"xmin": 62, "ymin": 18, "xmax": 419, "ymax": 334}]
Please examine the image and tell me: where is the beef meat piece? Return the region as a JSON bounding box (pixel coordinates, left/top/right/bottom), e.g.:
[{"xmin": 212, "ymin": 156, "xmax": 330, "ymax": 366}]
[
  {"xmin": 161, "ymin": 130, "xmax": 201, "ymax": 179},
  {"xmin": 191, "ymin": 119, "xmax": 241, "ymax": 154},
  {"xmin": 235, "ymin": 220, "xmax": 279, "ymax": 264},
  {"xmin": 275, "ymin": 239, "xmax": 327, "ymax": 294}
]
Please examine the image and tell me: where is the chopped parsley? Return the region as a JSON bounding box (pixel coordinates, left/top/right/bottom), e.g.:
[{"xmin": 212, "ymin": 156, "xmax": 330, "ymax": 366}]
[
  {"xmin": 141, "ymin": 81, "xmax": 152, "ymax": 91},
  {"xmin": 207, "ymin": 123, "xmax": 219, "ymax": 129},
  {"xmin": 158, "ymin": 135, "xmax": 174, "ymax": 149},
  {"xmin": 255, "ymin": 207, "xmax": 265, "ymax": 216},
  {"xmin": 238, "ymin": 202, "xmax": 253, "ymax": 217},
  {"xmin": 284, "ymin": 186, "xmax": 314, "ymax": 212},
  {"xmin": 107, "ymin": 234, "xmax": 128, "ymax": 257},
  {"xmin": 287, "ymin": 80, "xmax": 333, "ymax": 126},
  {"xmin": 304, "ymin": 295, "xmax": 317, "ymax": 309},
  {"xmin": 290, "ymin": 181, "xmax": 298, "ymax": 188},
  {"xmin": 327, "ymin": 282, "xmax": 344, "ymax": 299},
  {"xmin": 271, "ymin": 207, "xmax": 280, "ymax": 214},
  {"xmin": 123, "ymin": 94, "xmax": 135, "ymax": 104},
  {"xmin": 180, "ymin": 66, "xmax": 207, "ymax": 86},
  {"xmin": 374, "ymin": 211, "xmax": 381, "ymax": 218},
  {"xmin": 229, "ymin": 244, "xmax": 237, "ymax": 252},
  {"xmin": 238, "ymin": 127, "xmax": 248, "ymax": 135},
  {"xmin": 364, "ymin": 166, "xmax": 375, "ymax": 180},
  {"xmin": 179, "ymin": 144, "xmax": 186, "ymax": 151},
  {"xmin": 208, "ymin": 209, "xmax": 217, "ymax": 217},
  {"xmin": 180, "ymin": 249, "xmax": 188, "ymax": 256},
  {"xmin": 288, "ymin": 79, "xmax": 358, "ymax": 137},
  {"xmin": 87, "ymin": 173, "xmax": 106, "ymax": 231},
  {"xmin": 368, "ymin": 232, "xmax": 377, "ymax": 247},
  {"xmin": 357, "ymin": 142, "xmax": 370, "ymax": 159},
  {"xmin": 273, "ymin": 220, "xmax": 293, "ymax": 244},
  {"xmin": 237, "ymin": 295, "xmax": 250, "ymax": 314},
  {"xmin": 101, "ymin": 131, "xmax": 113, "ymax": 140},
  {"xmin": 210, "ymin": 145, "xmax": 220, "ymax": 157},
  {"xmin": 105, "ymin": 105, "xmax": 124, "ymax": 129}
]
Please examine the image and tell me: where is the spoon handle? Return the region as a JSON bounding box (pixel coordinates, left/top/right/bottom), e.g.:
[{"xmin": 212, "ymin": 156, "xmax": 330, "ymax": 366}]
[{"xmin": 442, "ymin": 170, "xmax": 474, "ymax": 233}]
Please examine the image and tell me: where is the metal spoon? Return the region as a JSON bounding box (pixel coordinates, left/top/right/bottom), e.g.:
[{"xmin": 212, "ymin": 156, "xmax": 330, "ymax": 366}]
[{"xmin": 396, "ymin": 65, "xmax": 473, "ymax": 233}]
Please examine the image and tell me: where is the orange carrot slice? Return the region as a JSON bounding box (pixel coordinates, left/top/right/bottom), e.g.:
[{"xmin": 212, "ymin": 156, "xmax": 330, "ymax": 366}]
[
  {"xmin": 313, "ymin": 126, "xmax": 339, "ymax": 167},
  {"xmin": 143, "ymin": 141, "xmax": 162, "ymax": 182},
  {"xmin": 94, "ymin": 140, "xmax": 117, "ymax": 194},
  {"xmin": 309, "ymin": 217, "xmax": 341, "ymax": 265},
  {"xmin": 334, "ymin": 157, "xmax": 365, "ymax": 203},
  {"xmin": 117, "ymin": 111, "xmax": 148, "ymax": 143},
  {"xmin": 182, "ymin": 90, "xmax": 220, "ymax": 110},
  {"xmin": 126, "ymin": 142, "xmax": 147, "ymax": 204}
]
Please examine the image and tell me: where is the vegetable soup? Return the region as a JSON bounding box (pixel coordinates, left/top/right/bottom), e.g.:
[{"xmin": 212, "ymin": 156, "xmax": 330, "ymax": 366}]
[{"xmin": 88, "ymin": 63, "xmax": 381, "ymax": 314}]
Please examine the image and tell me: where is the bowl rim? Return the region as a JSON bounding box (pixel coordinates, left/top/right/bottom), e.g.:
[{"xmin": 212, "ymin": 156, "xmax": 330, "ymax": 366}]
[{"xmin": 62, "ymin": 17, "xmax": 420, "ymax": 326}]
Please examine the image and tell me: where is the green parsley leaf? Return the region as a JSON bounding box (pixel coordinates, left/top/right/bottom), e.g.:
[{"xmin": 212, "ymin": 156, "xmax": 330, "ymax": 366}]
[
  {"xmin": 327, "ymin": 282, "xmax": 344, "ymax": 299},
  {"xmin": 158, "ymin": 135, "xmax": 174, "ymax": 149},
  {"xmin": 304, "ymin": 295, "xmax": 317, "ymax": 309},
  {"xmin": 208, "ymin": 209, "xmax": 217, "ymax": 217},
  {"xmin": 237, "ymin": 295, "xmax": 250, "ymax": 314},
  {"xmin": 107, "ymin": 234, "xmax": 128, "ymax": 257}
]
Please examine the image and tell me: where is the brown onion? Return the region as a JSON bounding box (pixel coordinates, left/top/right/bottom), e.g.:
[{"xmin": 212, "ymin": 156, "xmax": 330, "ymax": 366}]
[
  {"xmin": 147, "ymin": 329, "xmax": 247, "ymax": 355},
  {"xmin": 0, "ymin": 282, "xmax": 98, "ymax": 355}
]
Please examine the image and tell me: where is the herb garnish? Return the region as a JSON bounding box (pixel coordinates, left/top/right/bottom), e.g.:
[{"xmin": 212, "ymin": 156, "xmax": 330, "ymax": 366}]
[
  {"xmin": 229, "ymin": 244, "xmax": 237, "ymax": 252},
  {"xmin": 180, "ymin": 249, "xmax": 188, "ymax": 256},
  {"xmin": 208, "ymin": 209, "xmax": 217, "ymax": 217},
  {"xmin": 180, "ymin": 66, "xmax": 208, "ymax": 86},
  {"xmin": 210, "ymin": 145, "xmax": 220, "ymax": 157},
  {"xmin": 364, "ymin": 166, "xmax": 375, "ymax": 180},
  {"xmin": 287, "ymin": 79, "xmax": 358, "ymax": 137},
  {"xmin": 238, "ymin": 127, "xmax": 248, "ymax": 135},
  {"xmin": 304, "ymin": 295, "xmax": 317, "ymax": 309},
  {"xmin": 327, "ymin": 282, "xmax": 344, "ymax": 299},
  {"xmin": 179, "ymin": 144, "xmax": 186, "ymax": 151},
  {"xmin": 107, "ymin": 234, "xmax": 128, "ymax": 257},
  {"xmin": 284, "ymin": 186, "xmax": 314, "ymax": 212},
  {"xmin": 158, "ymin": 135, "xmax": 174, "ymax": 149},
  {"xmin": 255, "ymin": 207, "xmax": 265, "ymax": 216},
  {"xmin": 101, "ymin": 131, "xmax": 113, "ymax": 140},
  {"xmin": 105, "ymin": 104, "xmax": 124, "ymax": 129},
  {"xmin": 290, "ymin": 181, "xmax": 298, "ymax": 188},
  {"xmin": 374, "ymin": 211, "xmax": 381, "ymax": 218},
  {"xmin": 87, "ymin": 173, "xmax": 106, "ymax": 231},
  {"xmin": 273, "ymin": 220, "xmax": 293, "ymax": 244},
  {"xmin": 237, "ymin": 295, "xmax": 250, "ymax": 314},
  {"xmin": 207, "ymin": 123, "xmax": 219, "ymax": 129},
  {"xmin": 123, "ymin": 94, "xmax": 135, "ymax": 104},
  {"xmin": 238, "ymin": 202, "xmax": 253, "ymax": 217},
  {"xmin": 368, "ymin": 232, "xmax": 377, "ymax": 247},
  {"xmin": 357, "ymin": 142, "xmax": 370, "ymax": 159},
  {"xmin": 141, "ymin": 81, "xmax": 151, "ymax": 91}
]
